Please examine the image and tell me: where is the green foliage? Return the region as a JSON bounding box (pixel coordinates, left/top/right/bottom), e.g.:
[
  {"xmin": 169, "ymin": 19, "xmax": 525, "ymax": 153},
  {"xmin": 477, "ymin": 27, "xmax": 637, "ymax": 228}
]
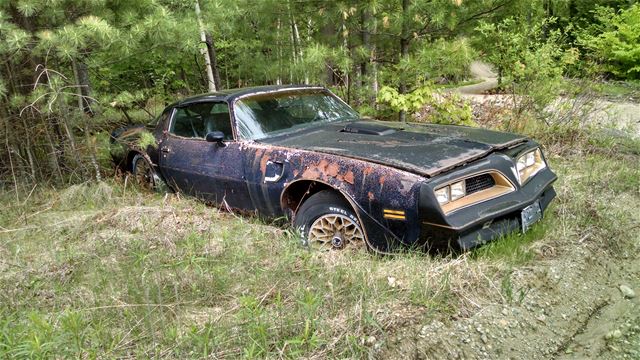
[
  {"xmin": 377, "ymin": 85, "xmax": 474, "ymax": 125},
  {"xmin": 138, "ymin": 131, "xmax": 157, "ymax": 150},
  {"xmin": 476, "ymin": 17, "xmax": 578, "ymax": 115},
  {"xmin": 378, "ymin": 85, "xmax": 434, "ymax": 114},
  {"xmin": 414, "ymin": 38, "xmax": 477, "ymax": 83},
  {"xmin": 425, "ymin": 92, "xmax": 475, "ymax": 126},
  {"xmin": 578, "ymin": 4, "xmax": 640, "ymax": 79},
  {"xmin": 1, "ymin": 0, "xmax": 640, "ymax": 187}
]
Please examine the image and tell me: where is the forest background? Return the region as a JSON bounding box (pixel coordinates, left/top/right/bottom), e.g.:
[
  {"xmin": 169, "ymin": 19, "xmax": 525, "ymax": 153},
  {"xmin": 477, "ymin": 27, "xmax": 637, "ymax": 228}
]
[
  {"xmin": 1, "ymin": 0, "xmax": 639, "ymax": 188},
  {"xmin": 2, "ymin": 1, "xmax": 640, "ymax": 358}
]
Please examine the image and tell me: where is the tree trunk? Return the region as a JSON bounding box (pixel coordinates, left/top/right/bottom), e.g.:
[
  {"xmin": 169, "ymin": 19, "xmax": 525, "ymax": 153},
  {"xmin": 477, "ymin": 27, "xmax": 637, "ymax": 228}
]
[
  {"xmin": 360, "ymin": 8, "xmax": 370, "ymax": 82},
  {"xmin": 4, "ymin": 116, "xmax": 19, "ymax": 202},
  {"xmin": 45, "ymin": 115, "xmax": 64, "ymax": 182},
  {"xmin": 277, "ymin": 17, "xmax": 283, "ymax": 85},
  {"xmin": 72, "ymin": 58, "xmax": 93, "ymax": 114},
  {"xmin": 77, "ymin": 61, "xmax": 93, "ymax": 113},
  {"xmin": 205, "ymin": 32, "xmax": 222, "ymax": 90},
  {"xmin": 195, "ymin": 0, "xmax": 216, "ymax": 92},
  {"xmin": 84, "ymin": 123, "xmax": 102, "ymax": 182},
  {"xmin": 371, "ymin": 7, "xmax": 379, "ymax": 107},
  {"xmin": 343, "ymin": 20, "xmax": 351, "ymax": 103},
  {"xmin": 288, "ymin": 1, "xmax": 301, "ymax": 83},
  {"xmin": 20, "ymin": 115, "xmax": 36, "ymax": 181},
  {"xmin": 56, "ymin": 94, "xmax": 83, "ymax": 180},
  {"xmin": 399, "ymin": 0, "xmax": 410, "ymax": 122},
  {"xmin": 322, "ymin": 22, "xmax": 336, "ymax": 85}
]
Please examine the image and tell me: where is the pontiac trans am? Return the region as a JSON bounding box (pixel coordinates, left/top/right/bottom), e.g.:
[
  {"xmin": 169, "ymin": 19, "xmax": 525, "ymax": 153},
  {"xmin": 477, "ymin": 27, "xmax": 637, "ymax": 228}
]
[{"xmin": 111, "ymin": 85, "xmax": 557, "ymax": 253}]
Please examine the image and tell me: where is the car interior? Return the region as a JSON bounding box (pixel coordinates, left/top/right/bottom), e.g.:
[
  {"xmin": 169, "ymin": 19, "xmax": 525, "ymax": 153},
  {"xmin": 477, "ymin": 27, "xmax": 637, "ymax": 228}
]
[{"xmin": 170, "ymin": 102, "xmax": 233, "ymax": 140}]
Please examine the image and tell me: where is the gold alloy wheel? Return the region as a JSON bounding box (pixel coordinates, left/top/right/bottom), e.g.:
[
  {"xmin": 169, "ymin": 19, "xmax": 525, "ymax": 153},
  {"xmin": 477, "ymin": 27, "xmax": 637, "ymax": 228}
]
[{"xmin": 308, "ymin": 214, "xmax": 365, "ymax": 251}]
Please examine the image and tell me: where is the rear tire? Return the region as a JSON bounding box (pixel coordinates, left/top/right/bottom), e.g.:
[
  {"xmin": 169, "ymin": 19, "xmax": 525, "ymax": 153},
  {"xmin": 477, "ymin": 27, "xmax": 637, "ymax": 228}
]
[
  {"xmin": 293, "ymin": 190, "xmax": 366, "ymax": 251},
  {"xmin": 131, "ymin": 154, "xmax": 155, "ymax": 190}
]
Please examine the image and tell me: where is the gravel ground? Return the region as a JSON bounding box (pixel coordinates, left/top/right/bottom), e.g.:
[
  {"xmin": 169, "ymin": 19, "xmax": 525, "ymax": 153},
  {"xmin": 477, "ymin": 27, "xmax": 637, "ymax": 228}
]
[{"xmin": 398, "ymin": 62, "xmax": 640, "ymax": 359}]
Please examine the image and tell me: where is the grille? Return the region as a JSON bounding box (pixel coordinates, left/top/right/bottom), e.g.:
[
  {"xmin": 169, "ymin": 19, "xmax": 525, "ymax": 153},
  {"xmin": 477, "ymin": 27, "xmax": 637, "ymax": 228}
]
[{"xmin": 465, "ymin": 174, "xmax": 496, "ymax": 195}]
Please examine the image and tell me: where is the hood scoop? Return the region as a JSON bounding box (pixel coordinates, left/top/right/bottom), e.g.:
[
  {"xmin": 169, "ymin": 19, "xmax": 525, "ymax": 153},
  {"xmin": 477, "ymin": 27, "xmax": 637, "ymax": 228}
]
[{"xmin": 340, "ymin": 122, "xmax": 398, "ymax": 136}]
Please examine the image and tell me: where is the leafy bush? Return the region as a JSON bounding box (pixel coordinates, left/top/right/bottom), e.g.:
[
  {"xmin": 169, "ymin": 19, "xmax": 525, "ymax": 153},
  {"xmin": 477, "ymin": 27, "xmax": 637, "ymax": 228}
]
[
  {"xmin": 578, "ymin": 4, "xmax": 640, "ymax": 79},
  {"xmin": 377, "ymin": 85, "xmax": 474, "ymax": 126},
  {"xmin": 475, "ymin": 17, "xmax": 578, "ymax": 119}
]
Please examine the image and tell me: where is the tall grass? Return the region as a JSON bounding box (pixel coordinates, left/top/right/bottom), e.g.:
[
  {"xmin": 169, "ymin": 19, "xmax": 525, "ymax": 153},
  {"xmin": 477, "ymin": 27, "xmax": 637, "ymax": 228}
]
[{"xmin": 1, "ymin": 133, "xmax": 638, "ymax": 358}]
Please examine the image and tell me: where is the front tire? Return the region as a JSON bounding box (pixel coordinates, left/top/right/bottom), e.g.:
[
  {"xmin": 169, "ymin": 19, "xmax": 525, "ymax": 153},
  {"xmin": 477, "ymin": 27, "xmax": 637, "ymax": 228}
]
[{"xmin": 293, "ymin": 190, "xmax": 366, "ymax": 251}]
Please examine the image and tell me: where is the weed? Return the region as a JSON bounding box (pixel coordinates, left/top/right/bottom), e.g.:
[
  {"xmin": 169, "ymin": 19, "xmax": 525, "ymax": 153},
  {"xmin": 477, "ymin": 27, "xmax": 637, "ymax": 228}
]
[
  {"xmin": 500, "ymin": 270, "xmax": 529, "ymax": 305},
  {"xmin": 1, "ymin": 136, "xmax": 638, "ymax": 357},
  {"xmin": 471, "ymin": 221, "xmax": 546, "ymax": 265}
]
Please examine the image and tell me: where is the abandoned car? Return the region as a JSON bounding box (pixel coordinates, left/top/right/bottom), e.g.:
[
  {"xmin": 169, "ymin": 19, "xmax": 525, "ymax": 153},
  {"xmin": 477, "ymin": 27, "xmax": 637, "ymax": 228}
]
[{"xmin": 111, "ymin": 85, "xmax": 557, "ymax": 253}]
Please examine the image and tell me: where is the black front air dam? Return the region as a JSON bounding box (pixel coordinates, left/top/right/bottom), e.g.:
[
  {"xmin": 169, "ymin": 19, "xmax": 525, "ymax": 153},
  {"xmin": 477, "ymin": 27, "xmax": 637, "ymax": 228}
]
[{"xmin": 420, "ymin": 181, "xmax": 557, "ymax": 251}]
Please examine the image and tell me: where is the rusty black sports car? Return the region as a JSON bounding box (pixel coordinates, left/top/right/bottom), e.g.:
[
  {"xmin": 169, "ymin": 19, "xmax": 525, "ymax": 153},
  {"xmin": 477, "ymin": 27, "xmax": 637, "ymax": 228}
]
[{"xmin": 111, "ymin": 85, "xmax": 556, "ymax": 253}]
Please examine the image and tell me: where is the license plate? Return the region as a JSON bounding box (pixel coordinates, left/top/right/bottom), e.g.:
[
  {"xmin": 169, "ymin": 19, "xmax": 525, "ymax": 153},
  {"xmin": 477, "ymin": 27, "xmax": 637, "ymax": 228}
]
[{"xmin": 521, "ymin": 201, "xmax": 542, "ymax": 232}]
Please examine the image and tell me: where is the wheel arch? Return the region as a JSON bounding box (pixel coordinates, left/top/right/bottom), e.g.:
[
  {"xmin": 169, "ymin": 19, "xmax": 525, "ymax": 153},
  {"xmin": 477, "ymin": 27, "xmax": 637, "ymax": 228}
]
[
  {"xmin": 125, "ymin": 150, "xmax": 142, "ymax": 172},
  {"xmin": 126, "ymin": 150, "xmax": 156, "ymax": 172},
  {"xmin": 126, "ymin": 150, "xmax": 172, "ymax": 192},
  {"xmin": 280, "ymin": 179, "xmax": 371, "ymax": 247}
]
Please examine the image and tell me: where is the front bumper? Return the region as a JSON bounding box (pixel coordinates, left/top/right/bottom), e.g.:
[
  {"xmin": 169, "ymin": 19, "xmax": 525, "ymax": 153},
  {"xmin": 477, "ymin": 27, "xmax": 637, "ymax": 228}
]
[
  {"xmin": 421, "ymin": 185, "xmax": 555, "ymax": 250},
  {"xmin": 418, "ymin": 151, "xmax": 557, "ymax": 251}
]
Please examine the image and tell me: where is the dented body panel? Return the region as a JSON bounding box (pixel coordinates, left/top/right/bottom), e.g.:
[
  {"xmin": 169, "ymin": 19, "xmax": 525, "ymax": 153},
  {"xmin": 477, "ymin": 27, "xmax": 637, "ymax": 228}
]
[{"xmin": 111, "ymin": 85, "xmax": 557, "ymax": 252}]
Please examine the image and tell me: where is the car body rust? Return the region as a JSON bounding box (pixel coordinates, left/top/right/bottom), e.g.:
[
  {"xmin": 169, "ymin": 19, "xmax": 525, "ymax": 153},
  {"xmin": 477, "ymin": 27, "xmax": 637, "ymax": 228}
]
[{"xmin": 111, "ymin": 85, "xmax": 557, "ymax": 253}]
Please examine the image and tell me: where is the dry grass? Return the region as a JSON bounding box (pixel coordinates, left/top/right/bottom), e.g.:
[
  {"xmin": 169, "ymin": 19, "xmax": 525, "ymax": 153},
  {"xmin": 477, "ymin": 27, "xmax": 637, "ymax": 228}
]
[{"xmin": 1, "ymin": 130, "xmax": 638, "ymax": 358}]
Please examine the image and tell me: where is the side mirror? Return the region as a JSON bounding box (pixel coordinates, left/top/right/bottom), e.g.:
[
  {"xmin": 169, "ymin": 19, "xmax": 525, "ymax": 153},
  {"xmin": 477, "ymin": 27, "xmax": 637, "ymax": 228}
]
[{"xmin": 205, "ymin": 131, "xmax": 226, "ymax": 146}]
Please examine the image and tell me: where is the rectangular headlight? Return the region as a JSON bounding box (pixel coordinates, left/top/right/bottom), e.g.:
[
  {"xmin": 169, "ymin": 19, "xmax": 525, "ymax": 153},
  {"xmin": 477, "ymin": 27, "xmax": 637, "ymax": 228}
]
[
  {"xmin": 525, "ymin": 151, "xmax": 535, "ymax": 167},
  {"xmin": 450, "ymin": 181, "xmax": 465, "ymax": 201},
  {"xmin": 516, "ymin": 148, "xmax": 547, "ymax": 184},
  {"xmin": 435, "ymin": 186, "xmax": 450, "ymax": 205}
]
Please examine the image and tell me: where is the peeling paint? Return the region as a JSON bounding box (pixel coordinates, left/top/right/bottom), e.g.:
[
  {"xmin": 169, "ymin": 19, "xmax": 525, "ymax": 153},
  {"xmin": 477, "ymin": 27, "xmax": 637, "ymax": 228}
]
[
  {"xmin": 344, "ymin": 171, "xmax": 355, "ymax": 185},
  {"xmin": 111, "ymin": 85, "xmax": 554, "ymax": 254}
]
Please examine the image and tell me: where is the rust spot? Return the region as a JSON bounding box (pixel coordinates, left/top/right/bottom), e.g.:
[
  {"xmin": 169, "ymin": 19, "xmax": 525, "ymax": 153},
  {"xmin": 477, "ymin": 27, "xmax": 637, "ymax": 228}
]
[
  {"xmin": 368, "ymin": 191, "xmax": 375, "ymax": 201},
  {"xmin": 326, "ymin": 162, "xmax": 340, "ymax": 177},
  {"xmin": 317, "ymin": 159, "xmax": 329, "ymax": 170},
  {"xmin": 363, "ymin": 167, "xmax": 374, "ymax": 176},
  {"xmin": 344, "ymin": 170, "xmax": 355, "ymax": 185},
  {"xmin": 301, "ymin": 159, "xmax": 339, "ymax": 180},
  {"xmin": 379, "ymin": 176, "xmax": 386, "ymax": 185},
  {"xmin": 293, "ymin": 169, "xmax": 299, "ymax": 177},
  {"xmin": 259, "ymin": 149, "xmax": 273, "ymax": 174}
]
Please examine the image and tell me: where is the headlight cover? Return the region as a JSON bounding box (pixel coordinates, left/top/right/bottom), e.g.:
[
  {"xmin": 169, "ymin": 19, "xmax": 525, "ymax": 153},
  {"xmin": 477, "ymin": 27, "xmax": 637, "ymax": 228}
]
[
  {"xmin": 450, "ymin": 181, "xmax": 465, "ymax": 201},
  {"xmin": 516, "ymin": 148, "xmax": 546, "ymax": 184},
  {"xmin": 435, "ymin": 186, "xmax": 450, "ymax": 205}
]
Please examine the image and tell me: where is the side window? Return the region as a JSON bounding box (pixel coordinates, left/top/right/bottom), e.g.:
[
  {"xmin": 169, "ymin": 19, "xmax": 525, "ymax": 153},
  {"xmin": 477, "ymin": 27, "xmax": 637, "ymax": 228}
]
[
  {"xmin": 169, "ymin": 102, "xmax": 233, "ymax": 140},
  {"xmin": 154, "ymin": 109, "xmax": 172, "ymax": 132}
]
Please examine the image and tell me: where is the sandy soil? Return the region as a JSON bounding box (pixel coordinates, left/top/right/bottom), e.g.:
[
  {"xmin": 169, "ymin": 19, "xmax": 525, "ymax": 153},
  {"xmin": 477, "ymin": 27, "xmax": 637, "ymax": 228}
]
[{"xmin": 380, "ymin": 241, "xmax": 640, "ymax": 359}]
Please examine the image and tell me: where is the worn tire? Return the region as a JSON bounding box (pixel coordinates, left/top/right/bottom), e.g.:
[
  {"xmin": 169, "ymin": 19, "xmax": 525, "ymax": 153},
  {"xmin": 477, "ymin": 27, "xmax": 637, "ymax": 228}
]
[
  {"xmin": 131, "ymin": 154, "xmax": 156, "ymax": 190},
  {"xmin": 293, "ymin": 190, "xmax": 366, "ymax": 251}
]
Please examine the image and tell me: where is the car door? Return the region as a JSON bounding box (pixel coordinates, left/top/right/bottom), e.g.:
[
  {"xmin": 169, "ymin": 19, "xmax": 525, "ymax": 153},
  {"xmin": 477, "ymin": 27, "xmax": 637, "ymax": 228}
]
[{"xmin": 159, "ymin": 102, "xmax": 252, "ymax": 209}]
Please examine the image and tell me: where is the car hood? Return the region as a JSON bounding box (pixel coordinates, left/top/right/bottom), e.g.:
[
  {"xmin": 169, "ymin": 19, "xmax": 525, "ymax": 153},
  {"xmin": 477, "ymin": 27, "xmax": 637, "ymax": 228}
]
[{"xmin": 260, "ymin": 120, "xmax": 527, "ymax": 177}]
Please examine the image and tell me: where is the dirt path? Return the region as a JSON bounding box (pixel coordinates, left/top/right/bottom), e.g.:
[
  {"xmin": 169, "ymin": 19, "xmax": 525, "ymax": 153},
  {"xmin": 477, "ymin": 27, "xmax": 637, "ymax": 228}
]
[
  {"xmin": 453, "ymin": 61, "xmax": 640, "ymax": 138},
  {"xmin": 457, "ymin": 61, "xmax": 498, "ymax": 95},
  {"xmin": 381, "ymin": 240, "xmax": 640, "ymax": 359}
]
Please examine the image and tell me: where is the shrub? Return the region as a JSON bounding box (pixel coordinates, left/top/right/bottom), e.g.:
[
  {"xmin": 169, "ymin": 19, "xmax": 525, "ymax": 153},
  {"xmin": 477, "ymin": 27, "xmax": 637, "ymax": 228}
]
[
  {"xmin": 475, "ymin": 17, "xmax": 578, "ymax": 117},
  {"xmin": 578, "ymin": 4, "xmax": 640, "ymax": 80},
  {"xmin": 377, "ymin": 85, "xmax": 474, "ymax": 126}
]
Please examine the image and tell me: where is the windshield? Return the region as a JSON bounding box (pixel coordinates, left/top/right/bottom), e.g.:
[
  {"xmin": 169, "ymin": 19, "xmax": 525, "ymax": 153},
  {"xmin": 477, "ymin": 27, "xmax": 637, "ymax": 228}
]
[{"xmin": 233, "ymin": 89, "xmax": 359, "ymax": 140}]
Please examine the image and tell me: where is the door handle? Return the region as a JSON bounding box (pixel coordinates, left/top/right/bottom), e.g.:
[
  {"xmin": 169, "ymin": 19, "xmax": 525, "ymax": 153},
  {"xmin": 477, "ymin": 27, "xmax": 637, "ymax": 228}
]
[{"xmin": 160, "ymin": 147, "xmax": 171, "ymax": 153}]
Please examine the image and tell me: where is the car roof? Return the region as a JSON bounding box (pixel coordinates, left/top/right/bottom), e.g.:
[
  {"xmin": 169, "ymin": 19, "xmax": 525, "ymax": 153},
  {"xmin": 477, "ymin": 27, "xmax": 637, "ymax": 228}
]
[{"xmin": 169, "ymin": 84, "xmax": 324, "ymax": 107}]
